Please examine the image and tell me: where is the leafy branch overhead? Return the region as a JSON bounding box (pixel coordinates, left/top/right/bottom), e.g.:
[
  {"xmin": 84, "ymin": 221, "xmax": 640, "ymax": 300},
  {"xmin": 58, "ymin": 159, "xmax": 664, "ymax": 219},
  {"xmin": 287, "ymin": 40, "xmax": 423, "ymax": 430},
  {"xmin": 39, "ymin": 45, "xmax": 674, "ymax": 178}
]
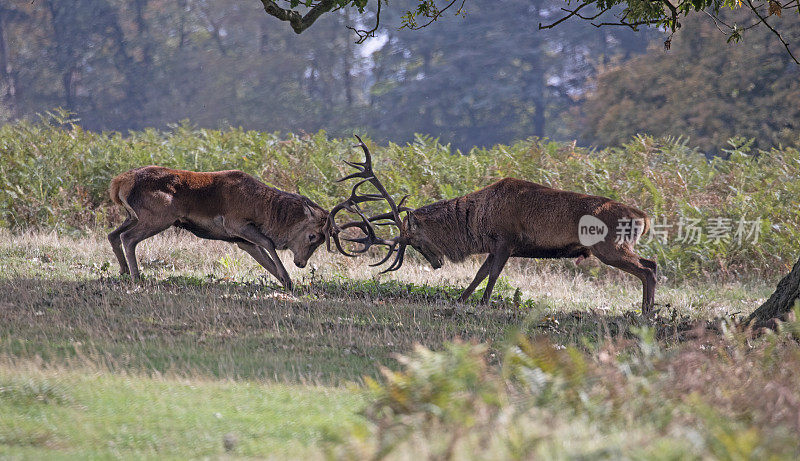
[
  {"xmin": 258, "ymin": 0, "xmax": 377, "ymax": 41},
  {"xmin": 256, "ymin": 0, "xmax": 799, "ymax": 63}
]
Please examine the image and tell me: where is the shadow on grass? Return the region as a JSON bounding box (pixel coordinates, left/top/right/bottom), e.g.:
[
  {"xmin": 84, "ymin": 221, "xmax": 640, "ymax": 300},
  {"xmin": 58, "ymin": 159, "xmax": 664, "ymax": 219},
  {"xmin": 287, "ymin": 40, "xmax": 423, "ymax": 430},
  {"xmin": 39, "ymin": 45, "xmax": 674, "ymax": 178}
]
[{"xmin": 0, "ymin": 276, "xmax": 726, "ymax": 382}]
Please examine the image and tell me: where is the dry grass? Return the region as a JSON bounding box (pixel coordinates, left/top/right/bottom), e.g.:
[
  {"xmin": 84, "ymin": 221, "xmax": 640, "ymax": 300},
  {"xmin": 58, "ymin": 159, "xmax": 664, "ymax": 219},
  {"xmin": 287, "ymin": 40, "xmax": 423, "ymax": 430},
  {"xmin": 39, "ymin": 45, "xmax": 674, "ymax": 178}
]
[
  {"xmin": 1, "ymin": 229, "xmax": 773, "ymax": 319},
  {"xmin": 0, "ymin": 228, "xmax": 776, "ymax": 383}
]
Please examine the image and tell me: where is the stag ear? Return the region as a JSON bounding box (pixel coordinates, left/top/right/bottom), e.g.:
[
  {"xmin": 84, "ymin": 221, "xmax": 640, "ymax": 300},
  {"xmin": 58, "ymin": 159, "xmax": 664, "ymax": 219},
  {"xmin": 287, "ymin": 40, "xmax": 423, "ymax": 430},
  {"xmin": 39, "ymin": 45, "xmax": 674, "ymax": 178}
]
[
  {"xmin": 406, "ymin": 212, "xmax": 417, "ymax": 231},
  {"xmin": 303, "ymin": 202, "xmax": 325, "ymax": 223},
  {"xmin": 303, "ymin": 202, "xmax": 314, "ymax": 219}
]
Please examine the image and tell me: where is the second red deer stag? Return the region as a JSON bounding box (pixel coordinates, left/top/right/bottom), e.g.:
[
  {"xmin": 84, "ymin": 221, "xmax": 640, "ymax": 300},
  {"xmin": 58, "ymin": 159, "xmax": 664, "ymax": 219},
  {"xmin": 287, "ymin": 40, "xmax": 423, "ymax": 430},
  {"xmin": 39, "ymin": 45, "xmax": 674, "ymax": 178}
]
[
  {"xmin": 108, "ymin": 166, "xmax": 332, "ymax": 290},
  {"xmin": 329, "ymin": 137, "xmax": 657, "ymax": 314}
]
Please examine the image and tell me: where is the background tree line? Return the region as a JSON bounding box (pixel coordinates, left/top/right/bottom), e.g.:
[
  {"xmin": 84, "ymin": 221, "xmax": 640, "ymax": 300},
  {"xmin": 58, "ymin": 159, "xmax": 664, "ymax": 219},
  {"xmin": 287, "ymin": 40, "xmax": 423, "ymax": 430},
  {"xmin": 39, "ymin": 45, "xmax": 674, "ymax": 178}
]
[{"xmin": 0, "ymin": 0, "xmax": 798, "ymax": 152}]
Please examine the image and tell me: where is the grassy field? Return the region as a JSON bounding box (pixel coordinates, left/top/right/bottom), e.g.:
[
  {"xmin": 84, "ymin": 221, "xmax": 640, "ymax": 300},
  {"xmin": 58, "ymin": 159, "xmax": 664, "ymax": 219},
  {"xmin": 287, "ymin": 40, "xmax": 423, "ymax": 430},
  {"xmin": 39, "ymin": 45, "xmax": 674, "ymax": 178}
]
[
  {"xmin": 2, "ymin": 229, "xmax": 794, "ymax": 458},
  {"xmin": 1, "ymin": 119, "xmax": 798, "ymax": 459},
  {"xmin": 0, "ymin": 364, "xmax": 362, "ymax": 459},
  {"xmin": 1, "ymin": 230, "xmax": 774, "ymax": 379}
]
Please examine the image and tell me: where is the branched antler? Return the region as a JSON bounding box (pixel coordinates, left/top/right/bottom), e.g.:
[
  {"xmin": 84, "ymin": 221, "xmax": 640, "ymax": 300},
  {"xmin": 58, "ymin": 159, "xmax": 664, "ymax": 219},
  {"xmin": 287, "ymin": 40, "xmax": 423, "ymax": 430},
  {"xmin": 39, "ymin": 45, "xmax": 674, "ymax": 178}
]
[{"xmin": 328, "ymin": 135, "xmax": 413, "ymax": 272}]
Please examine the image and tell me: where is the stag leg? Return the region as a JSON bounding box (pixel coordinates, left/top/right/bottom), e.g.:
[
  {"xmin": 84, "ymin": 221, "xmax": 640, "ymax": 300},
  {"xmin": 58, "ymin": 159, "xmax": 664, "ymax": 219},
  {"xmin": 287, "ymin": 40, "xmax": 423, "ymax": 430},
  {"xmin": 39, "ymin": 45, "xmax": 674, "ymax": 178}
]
[
  {"xmin": 259, "ymin": 241, "xmax": 293, "ymax": 292},
  {"xmin": 120, "ymin": 221, "xmax": 172, "ymax": 281},
  {"xmin": 228, "ymin": 223, "xmax": 293, "ymax": 291},
  {"xmin": 480, "ymin": 247, "xmax": 511, "ymax": 304},
  {"xmin": 457, "ymin": 254, "xmax": 494, "ymax": 302},
  {"xmin": 235, "ymin": 242, "xmax": 284, "ymax": 284},
  {"xmin": 593, "ymin": 245, "xmax": 657, "ymax": 315},
  {"xmin": 640, "ymin": 257, "xmax": 658, "ymax": 310},
  {"xmin": 108, "ymin": 215, "xmax": 137, "ymax": 275}
]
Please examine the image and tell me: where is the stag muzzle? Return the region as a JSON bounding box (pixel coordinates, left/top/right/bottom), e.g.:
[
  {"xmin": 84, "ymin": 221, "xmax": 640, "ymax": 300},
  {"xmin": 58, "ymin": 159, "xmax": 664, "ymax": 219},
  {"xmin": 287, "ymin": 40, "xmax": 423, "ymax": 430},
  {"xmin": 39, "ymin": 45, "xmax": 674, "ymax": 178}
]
[{"xmin": 418, "ymin": 249, "xmax": 443, "ymax": 269}]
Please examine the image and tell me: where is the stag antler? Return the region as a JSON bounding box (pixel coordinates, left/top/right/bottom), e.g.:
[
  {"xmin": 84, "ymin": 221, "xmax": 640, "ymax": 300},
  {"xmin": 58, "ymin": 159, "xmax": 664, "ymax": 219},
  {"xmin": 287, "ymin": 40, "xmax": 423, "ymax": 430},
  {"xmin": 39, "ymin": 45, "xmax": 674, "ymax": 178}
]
[{"xmin": 328, "ymin": 135, "xmax": 412, "ymax": 272}]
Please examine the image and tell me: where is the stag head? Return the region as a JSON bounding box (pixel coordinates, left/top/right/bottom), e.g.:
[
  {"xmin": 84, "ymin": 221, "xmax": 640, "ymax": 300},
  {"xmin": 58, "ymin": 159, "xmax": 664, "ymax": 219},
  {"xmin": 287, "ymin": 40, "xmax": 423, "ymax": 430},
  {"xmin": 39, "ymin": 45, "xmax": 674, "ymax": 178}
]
[{"xmin": 399, "ymin": 212, "xmax": 444, "ymax": 269}]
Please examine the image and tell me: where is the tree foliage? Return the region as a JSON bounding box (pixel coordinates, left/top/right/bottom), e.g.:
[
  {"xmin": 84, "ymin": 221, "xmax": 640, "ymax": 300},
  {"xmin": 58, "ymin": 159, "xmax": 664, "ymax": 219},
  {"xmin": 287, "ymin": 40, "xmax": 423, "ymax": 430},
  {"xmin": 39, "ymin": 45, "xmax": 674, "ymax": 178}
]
[
  {"xmin": 0, "ymin": 0, "xmax": 649, "ymax": 150},
  {"xmin": 367, "ymin": 0, "xmax": 647, "ymax": 148},
  {"xmin": 0, "ymin": 0, "xmax": 368, "ymax": 133},
  {"xmin": 581, "ymin": 10, "xmax": 800, "ymax": 153},
  {"xmin": 0, "ymin": 0, "xmax": 796, "ymax": 151},
  {"xmin": 255, "ymin": 0, "xmax": 800, "ymax": 64}
]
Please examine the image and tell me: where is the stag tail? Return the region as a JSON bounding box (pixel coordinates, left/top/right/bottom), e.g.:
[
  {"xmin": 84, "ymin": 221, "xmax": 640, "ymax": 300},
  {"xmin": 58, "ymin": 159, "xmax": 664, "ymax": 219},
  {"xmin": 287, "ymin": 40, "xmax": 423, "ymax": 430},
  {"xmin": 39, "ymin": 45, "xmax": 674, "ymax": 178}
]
[
  {"xmin": 639, "ymin": 216, "xmax": 651, "ymax": 245},
  {"xmin": 109, "ymin": 170, "xmax": 139, "ymax": 221},
  {"xmin": 628, "ymin": 213, "xmax": 650, "ymax": 246}
]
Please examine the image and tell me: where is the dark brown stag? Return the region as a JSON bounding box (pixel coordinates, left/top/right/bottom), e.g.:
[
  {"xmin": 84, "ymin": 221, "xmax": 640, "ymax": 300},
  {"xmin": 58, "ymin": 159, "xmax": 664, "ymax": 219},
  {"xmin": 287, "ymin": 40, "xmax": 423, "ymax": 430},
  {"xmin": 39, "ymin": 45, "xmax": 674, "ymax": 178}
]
[
  {"xmin": 329, "ymin": 137, "xmax": 657, "ymax": 313},
  {"xmin": 108, "ymin": 166, "xmax": 332, "ymax": 289}
]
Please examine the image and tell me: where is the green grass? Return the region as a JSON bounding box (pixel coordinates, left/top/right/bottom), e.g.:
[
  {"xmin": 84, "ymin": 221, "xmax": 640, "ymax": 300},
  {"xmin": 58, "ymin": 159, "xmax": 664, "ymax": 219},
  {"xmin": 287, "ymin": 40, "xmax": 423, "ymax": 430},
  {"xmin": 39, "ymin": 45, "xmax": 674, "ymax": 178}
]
[
  {"xmin": 0, "ymin": 366, "xmax": 363, "ymax": 459},
  {"xmin": 0, "ymin": 276, "xmax": 521, "ymax": 383},
  {"xmin": 0, "ymin": 230, "xmax": 793, "ymax": 458}
]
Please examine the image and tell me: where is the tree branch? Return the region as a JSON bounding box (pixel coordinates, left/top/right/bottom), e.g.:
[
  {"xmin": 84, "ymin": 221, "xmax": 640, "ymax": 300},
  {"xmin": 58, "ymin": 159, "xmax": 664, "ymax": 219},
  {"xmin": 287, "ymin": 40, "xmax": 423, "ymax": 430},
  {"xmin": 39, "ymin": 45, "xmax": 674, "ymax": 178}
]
[
  {"xmin": 539, "ymin": 3, "xmax": 594, "ymax": 30},
  {"xmin": 259, "ymin": 0, "xmax": 338, "ymax": 34},
  {"xmin": 402, "ymin": 0, "xmax": 467, "ymax": 31},
  {"xmin": 540, "ymin": 3, "xmax": 660, "ymax": 32},
  {"xmin": 660, "ymin": 0, "xmax": 680, "ymax": 31},
  {"xmin": 743, "ymin": 0, "xmax": 800, "ymax": 64},
  {"xmin": 347, "ymin": 0, "xmax": 381, "ymax": 43},
  {"xmin": 591, "ymin": 18, "xmax": 660, "ymax": 29}
]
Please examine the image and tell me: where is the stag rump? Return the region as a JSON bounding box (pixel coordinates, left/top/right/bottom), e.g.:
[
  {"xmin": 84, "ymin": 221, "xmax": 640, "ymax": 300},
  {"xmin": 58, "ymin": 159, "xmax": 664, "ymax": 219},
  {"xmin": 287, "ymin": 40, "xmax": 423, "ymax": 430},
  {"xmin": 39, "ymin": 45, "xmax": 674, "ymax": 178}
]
[
  {"xmin": 108, "ymin": 166, "xmax": 332, "ymax": 290},
  {"xmin": 329, "ymin": 137, "xmax": 657, "ymax": 314}
]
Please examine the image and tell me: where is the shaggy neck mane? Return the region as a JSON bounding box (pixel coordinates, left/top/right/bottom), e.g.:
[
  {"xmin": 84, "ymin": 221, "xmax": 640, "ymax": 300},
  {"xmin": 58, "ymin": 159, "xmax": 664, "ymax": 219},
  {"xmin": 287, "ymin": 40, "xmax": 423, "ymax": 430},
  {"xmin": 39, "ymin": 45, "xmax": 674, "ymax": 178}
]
[
  {"xmin": 254, "ymin": 186, "xmax": 324, "ymax": 242},
  {"xmin": 413, "ymin": 196, "xmax": 482, "ymax": 263}
]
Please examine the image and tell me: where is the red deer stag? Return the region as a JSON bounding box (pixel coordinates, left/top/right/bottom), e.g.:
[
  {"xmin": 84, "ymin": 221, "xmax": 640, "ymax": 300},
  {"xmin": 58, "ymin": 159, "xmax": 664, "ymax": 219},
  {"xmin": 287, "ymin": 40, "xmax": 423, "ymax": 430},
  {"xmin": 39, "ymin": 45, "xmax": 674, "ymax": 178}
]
[
  {"xmin": 108, "ymin": 166, "xmax": 332, "ymax": 290},
  {"xmin": 329, "ymin": 137, "xmax": 657, "ymax": 314}
]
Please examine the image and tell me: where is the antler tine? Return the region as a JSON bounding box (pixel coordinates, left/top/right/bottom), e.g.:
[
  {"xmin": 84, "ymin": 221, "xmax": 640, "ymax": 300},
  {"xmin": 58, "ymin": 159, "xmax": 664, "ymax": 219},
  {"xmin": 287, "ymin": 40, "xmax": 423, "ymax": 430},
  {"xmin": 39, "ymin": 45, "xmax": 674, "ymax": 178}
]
[
  {"xmin": 369, "ymin": 243, "xmax": 398, "ymax": 267},
  {"xmin": 330, "ymin": 218, "xmax": 386, "ymax": 257},
  {"xmin": 331, "ymin": 232, "xmax": 356, "ymax": 257},
  {"xmin": 397, "ymin": 195, "xmax": 411, "ymax": 210},
  {"xmin": 346, "ymin": 179, "xmax": 384, "ymax": 207},
  {"xmin": 340, "ymin": 207, "xmax": 397, "ymax": 257},
  {"xmin": 336, "ymin": 134, "xmax": 374, "ymax": 183},
  {"xmin": 342, "ymin": 135, "xmax": 404, "ymax": 226},
  {"xmin": 329, "ymin": 140, "xmax": 384, "ymax": 256},
  {"xmin": 328, "ymin": 178, "xmax": 384, "ymax": 239},
  {"xmin": 329, "ymin": 135, "xmax": 413, "ymax": 273},
  {"xmin": 380, "ymin": 243, "xmax": 407, "ymax": 273}
]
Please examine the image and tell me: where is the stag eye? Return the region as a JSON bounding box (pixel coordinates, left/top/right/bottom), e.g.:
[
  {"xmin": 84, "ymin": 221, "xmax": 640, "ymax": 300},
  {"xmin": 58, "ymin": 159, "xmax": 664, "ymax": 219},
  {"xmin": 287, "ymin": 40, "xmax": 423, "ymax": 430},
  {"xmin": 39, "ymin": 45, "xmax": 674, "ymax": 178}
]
[{"xmin": 308, "ymin": 233, "xmax": 317, "ymax": 243}]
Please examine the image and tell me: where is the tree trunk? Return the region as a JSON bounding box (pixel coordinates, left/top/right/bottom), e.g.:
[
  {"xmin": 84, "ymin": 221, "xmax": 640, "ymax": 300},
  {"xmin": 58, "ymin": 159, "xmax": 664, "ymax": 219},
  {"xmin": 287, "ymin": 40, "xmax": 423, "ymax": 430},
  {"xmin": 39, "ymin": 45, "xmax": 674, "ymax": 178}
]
[
  {"xmin": 746, "ymin": 255, "xmax": 800, "ymax": 328},
  {"xmin": 259, "ymin": 19, "xmax": 269, "ymax": 54},
  {"xmin": 528, "ymin": 4, "xmax": 545, "ymax": 138},
  {"xmin": 133, "ymin": 0, "xmax": 151, "ymax": 66},
  {"xmin": 178, "ymin": 0, "xmax": 188, "ymax": 49},
  {"xmin": 0, "ymin": 12, "xmax": 17, "ymax": 117},
  {"xmin": 62, "ymin": 68, "xmax": 74, "ymax": 111}
]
